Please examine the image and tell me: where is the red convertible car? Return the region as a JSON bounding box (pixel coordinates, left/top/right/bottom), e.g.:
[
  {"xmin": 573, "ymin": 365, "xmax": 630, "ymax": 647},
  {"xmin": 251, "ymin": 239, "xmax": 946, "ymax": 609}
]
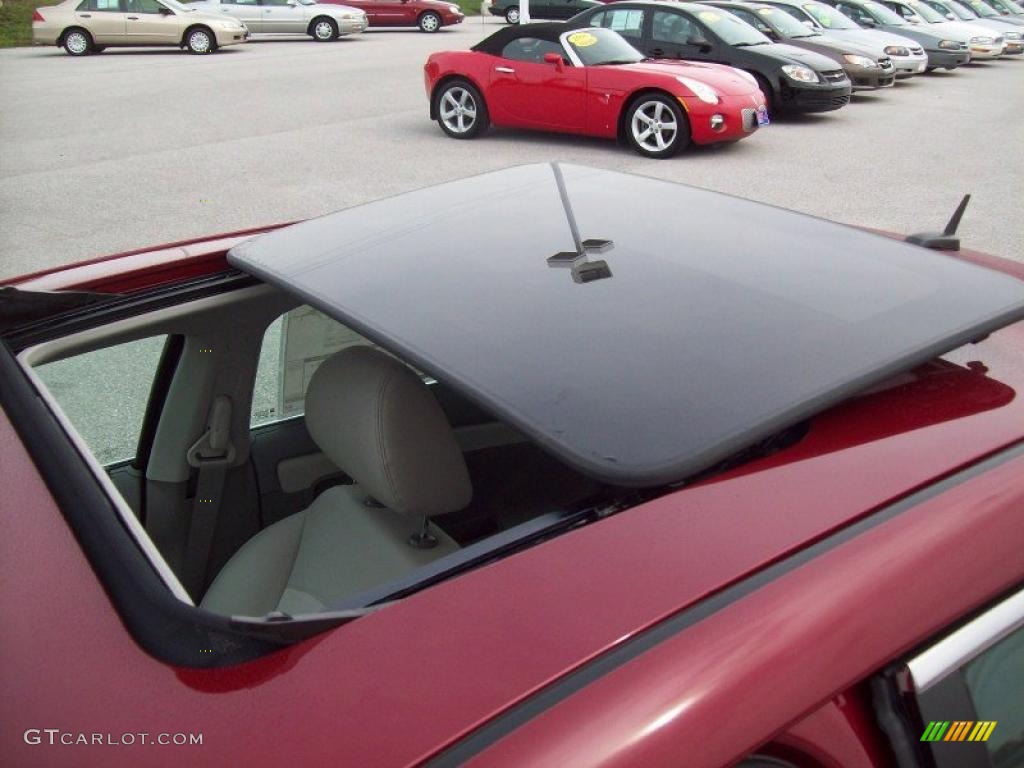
[
  {"xmin": 424, "ymin": 25, "xmax": 769, "ymax": 157},
  {"xmin": 2, "ymin": 164, "xmax": 1024, "ymax": 767}
]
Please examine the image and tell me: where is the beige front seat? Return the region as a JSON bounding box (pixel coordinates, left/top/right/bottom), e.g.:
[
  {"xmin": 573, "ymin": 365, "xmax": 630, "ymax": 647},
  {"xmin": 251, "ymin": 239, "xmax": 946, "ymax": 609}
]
[{"xmin": 201, "ymin": 346, "xmax": 471, "ymax": 616}]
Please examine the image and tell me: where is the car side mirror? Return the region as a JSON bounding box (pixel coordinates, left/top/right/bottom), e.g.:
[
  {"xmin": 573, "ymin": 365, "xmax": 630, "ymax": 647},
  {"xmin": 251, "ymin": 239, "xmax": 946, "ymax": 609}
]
[
  {"xmin": 688, "ymin": 35, "xmax": 711, "ymax": 47},
  {"xmin": 861, "ymin": 16, "xmax": 876, "ymax": 25},
  {"xmin": 158, "ymin": 5, "xmax": 173, "ymax": 12},
  {"xmin": 803, "ymin": 19, "xmax": 815, "ymax": 27},
  {"xmin": 543, "ymin": 51, "xmax": 565, "ymax": 69}
]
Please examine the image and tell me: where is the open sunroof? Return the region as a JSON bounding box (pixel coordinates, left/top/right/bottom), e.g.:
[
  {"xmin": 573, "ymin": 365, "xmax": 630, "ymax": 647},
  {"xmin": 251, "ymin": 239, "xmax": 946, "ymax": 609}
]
[{"xmin": 228, "ymin": 164, "xmax": 1024, "ymax": 487}]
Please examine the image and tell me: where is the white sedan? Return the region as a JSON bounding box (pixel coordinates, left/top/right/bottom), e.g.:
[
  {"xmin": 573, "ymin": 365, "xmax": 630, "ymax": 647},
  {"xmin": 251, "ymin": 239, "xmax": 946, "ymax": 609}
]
[{"xmin": 189, "ymin": 0, "xmax": 367, "ymax": 41}]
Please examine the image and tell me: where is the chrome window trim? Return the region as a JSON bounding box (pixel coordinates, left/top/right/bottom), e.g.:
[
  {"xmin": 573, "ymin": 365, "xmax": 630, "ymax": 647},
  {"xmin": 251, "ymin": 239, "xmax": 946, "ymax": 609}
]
[{"xmin": 908, "ymin": 587, "xmax": 1024, "ymax": 692}]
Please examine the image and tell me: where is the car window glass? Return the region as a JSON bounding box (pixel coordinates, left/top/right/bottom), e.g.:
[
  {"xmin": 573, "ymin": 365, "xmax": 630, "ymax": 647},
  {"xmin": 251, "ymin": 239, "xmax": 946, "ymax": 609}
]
[
  {"xmin": 780, "ymin": 5, "xmax": 813, "ymax": 21},
  {"xmin": 35, "ymin": 335, "xmax": 168, "ymax": 465},
  {"xmin": 652, "ymin": 10, "xmax": 698, "ymax": 42},
  {"xmin": 839, "ymin": 2, "xmax": 872, "ymax": 21},
  {"xmin": 262, "ymin": 0, "xmax": 292, "ymax": 6},
  {"xmin": 82, "ymin": 0, "xmax": 123, "ymax": 11},
  {"xmin": 501, "ymin": 37, "xmax": 566, "ymax": 62},
  {"xmin": 126, "ymin": 0, "xmax": 166, "ymax": 13},
  {"xmin": 962, "ymin": 626, "xmax": 1024, "ymax": 768},
  {"xmin": 590, "ymin": 8, "xmax": 645, "ymax": 37},
  {"xmin": 251, "ymin": 306, "xmax": 376, "ymax": 427},
  {"xmin": 732, "ymin": 7, "xmax": 774, "ymax": 32}
]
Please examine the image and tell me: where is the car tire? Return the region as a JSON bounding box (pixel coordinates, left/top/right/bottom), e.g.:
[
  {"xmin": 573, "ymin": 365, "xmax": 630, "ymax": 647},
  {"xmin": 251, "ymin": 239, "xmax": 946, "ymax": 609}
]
[
  {"xmin": 624, "ymin": 93, "xmax": 689, "ymax": 159},
  {"xmin": 434, "ymin": 79, "xmax": 489, "ymax": 139},
  {"xmin": 311, "ymin": 16, "xmax": 338, "ymax": 41},
  {"xmin": 92, "ymin": 45, "xmax": 106, "ymax": 52},
  {"xmin": 185, "ymin": 26, "xmax": 216, "ymax": 54},
  {"xmin": 62, "ymin": 28, "xmax": 93, "ymax": 56},
  {"xmin": 505, "ymin": 6, "xmax": 520, "ymax": 23},
  {"xmin": 419, "ymin": 11, "xmax": 442, "ymax": 32}
]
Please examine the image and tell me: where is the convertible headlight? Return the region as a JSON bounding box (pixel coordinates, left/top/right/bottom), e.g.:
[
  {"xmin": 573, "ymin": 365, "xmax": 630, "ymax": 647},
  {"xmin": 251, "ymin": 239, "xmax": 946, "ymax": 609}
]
[
  {"xmin": 448, "ymin": 4, "xmax": 460, "ymax": 11},
  {"xmin": 1005, "ymin": 31, "xmax": 1022, "ymax": 40},
  {"xmin": 215, "ymin": 20, "xmax": 241, "ymax": 30},
  {"xmin": 781, "ymin": 64, "xmax": 819, "ymax": 82},
  {"xmin": 884, "ymin": 45, "xmax": 910, "ymax": 56},
  {"xmin": 969, "ymin": 35, "xmax": 993, "ymax": 43},
  {"xmin": 843, "ymin": 53, "xmax": 878, "ymax": 67},
  {"xmin": 675, "ymin": 76, "xmax": 720, "ymax": 104},
  {"xmin": 938, "ymin": 39, "xmax": 962, "ymax": 49}
]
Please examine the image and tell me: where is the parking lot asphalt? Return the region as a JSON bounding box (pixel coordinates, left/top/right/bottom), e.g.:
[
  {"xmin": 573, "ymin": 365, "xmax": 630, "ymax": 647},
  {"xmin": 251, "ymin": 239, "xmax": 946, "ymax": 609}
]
[{"xmin": 1, "ymin": 19, "xmax": 1023, "ymax": 281}]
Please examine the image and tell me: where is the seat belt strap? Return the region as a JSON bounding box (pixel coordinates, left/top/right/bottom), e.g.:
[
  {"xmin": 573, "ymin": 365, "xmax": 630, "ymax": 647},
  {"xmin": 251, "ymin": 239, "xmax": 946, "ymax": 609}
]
[{"xmin": 183, "ymin": 395, "xmax": 235, "ymax": 600}]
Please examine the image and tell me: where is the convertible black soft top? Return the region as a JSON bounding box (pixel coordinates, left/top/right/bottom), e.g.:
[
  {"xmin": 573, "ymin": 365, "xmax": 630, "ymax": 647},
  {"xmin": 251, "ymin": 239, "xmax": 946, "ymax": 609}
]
[
  {"xmin": 471, "ymin": 22, "xmax": 568, "ymax": 55},
  {"xmin": 229, "ymin": 164, "xmax": 1024, "ymax": 487}
]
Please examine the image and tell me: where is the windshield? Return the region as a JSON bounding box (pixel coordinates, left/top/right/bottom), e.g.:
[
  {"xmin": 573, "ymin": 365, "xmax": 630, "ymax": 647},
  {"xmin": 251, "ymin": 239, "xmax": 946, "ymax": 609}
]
[
  {"xmin": 694, "ymin": 7, "xmax": 773, "ymax": 45},
  {"xmin": 803, "ymin": 2, "xmax": 862, "ymax": 27},
  {"xmin": 862, "ymin": 0, "xmax": 910, "ymax": 23},
  {"xmin": 757, "ymin": 6, "xmax": 820, "ymax": 35},
  {"xmin": 964, "ymin": 0, "xmax": 1000, "ymax": 15},
  {"xmin": 563, "ymin": 28, "xmax": 645, "ymax": 65},
  {"xmin": 943, "ymin": 0, "xmax": 980, "ymax": 18},
  {"xmin": 906, "ymin": 0, "xmax": 950, "ymax": 21}
]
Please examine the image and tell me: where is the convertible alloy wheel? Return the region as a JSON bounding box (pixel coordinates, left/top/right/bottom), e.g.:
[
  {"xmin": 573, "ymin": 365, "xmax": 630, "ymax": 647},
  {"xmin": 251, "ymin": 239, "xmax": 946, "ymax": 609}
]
[
  {"xmin": 436, "ymin": 82, "xmax": 488, "ymax": 138},
  {"xmin": 63, "ymin": 29, "xmax": 92, "ymax": 56},
  {"xmin": 419, "ymin": 11, "xmax": 441, "ymax": 32},
  {"xmin": 627, "ymin": 96, "xmax": 689, "ymax": 158},
  {"xmin": 312, "ymin": 17, "xmax": 338, "ymax": 40},
  {"xmin": 505, "ymin": 6, "xmax": 520, "ymax": 23},
  {"xmin": 186, "ymin": 28, "xmax": 214, "ymax": 54}
]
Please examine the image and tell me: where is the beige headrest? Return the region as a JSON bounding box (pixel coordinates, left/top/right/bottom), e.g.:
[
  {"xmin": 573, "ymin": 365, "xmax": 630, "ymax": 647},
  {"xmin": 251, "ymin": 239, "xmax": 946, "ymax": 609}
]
[{"xmin": 304, "ymin": 346, "xmax": 472, "ymax": 517}]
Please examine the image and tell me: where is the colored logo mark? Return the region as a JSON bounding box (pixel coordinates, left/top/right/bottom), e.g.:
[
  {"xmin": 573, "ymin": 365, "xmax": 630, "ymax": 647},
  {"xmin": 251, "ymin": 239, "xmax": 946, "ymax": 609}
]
[{"xmin": 921, "ymin": 721, "xmax": 997, "ymax": 742}]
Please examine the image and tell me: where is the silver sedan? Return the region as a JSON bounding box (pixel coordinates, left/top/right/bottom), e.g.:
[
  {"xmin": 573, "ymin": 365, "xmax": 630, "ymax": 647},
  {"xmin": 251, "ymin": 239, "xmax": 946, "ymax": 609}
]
[{"xmin": 189, "ymin": 0, "xmax": 367, "ymax": 40}]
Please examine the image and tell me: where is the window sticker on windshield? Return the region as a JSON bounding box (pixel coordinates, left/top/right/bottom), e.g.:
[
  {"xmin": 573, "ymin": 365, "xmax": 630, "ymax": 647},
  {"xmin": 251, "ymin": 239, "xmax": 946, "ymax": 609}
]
[
  {"xmin": 568, "ymin": 31, "xmax": 599, "ymax": 47},
  {"xmin": 697, "ymin": 10, "xmax": 721, "ymax": 21},
  {"xmin": 277, "ymin": 307, "xmax": 371, "ymax": 419}
]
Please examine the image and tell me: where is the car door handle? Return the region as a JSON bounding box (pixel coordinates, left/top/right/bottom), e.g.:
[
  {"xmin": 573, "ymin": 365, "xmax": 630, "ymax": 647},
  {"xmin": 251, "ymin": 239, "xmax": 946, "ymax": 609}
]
[
  {"xmin": 495, "ymin": 66, "xmax": 515, "ymax": 73},
  {"xmin": 127, "ymin": 15, "xmax": 139, "ymax": 19},
  {"xmin": 79, "ymin": 12, "xmax": 91, "ymax": 16},
  {"xmin": 651, "ymin": 47, "xmax": 665, "ymax": 56}
]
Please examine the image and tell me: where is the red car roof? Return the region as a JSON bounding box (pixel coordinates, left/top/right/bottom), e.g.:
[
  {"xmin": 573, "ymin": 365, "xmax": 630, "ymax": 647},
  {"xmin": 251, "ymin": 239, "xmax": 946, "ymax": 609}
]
[{"xmin": 3, "ymin": 225, "xmax": 1024, "ymax": 766}]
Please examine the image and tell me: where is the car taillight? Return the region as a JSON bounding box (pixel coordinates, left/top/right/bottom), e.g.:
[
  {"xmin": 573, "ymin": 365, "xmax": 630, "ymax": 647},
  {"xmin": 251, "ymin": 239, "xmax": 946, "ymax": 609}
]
[{"xmin": 32, "ymin": 9, "xmax": 46, "ymax": 21}]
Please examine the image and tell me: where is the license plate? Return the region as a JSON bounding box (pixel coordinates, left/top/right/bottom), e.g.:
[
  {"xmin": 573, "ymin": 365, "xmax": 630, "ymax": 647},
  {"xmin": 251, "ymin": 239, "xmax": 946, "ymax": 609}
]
[{"xmin": 756, "ymin": 106, "xmax": 770, "ymax": 127}]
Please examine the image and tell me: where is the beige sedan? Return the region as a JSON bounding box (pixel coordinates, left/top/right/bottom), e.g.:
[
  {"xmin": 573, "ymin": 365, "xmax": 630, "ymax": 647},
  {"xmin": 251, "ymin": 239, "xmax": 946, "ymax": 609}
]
[{"xmin": 33, "ymin": 0, "xmax": 250, "ymax": 55}]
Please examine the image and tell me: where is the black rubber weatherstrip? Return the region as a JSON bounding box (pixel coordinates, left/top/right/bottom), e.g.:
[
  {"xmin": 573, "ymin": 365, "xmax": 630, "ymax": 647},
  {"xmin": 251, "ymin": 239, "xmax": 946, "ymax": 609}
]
[{"xmin": 424, "ymin": 439, "xmax": 1024, "ymax": 767}]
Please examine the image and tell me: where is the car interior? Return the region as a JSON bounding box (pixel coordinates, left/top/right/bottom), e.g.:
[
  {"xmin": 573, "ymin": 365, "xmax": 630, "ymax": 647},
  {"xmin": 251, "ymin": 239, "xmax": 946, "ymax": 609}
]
[{"xmin": 23, "ymin": 281, "xmax": 610, "ymax": 616}]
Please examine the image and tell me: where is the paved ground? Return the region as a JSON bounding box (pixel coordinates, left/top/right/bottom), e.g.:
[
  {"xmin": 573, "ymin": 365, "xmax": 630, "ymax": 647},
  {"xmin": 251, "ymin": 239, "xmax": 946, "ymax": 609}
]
[{"xmin": 1, "ymin": 20, "xmax": 1023, "ymax": 283}]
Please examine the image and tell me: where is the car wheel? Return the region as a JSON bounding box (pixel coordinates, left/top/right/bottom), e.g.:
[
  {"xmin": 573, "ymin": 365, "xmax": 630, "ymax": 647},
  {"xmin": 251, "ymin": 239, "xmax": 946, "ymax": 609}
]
[
  {"xmin": 505, "ymin": 6, "xmax": 520, "ymax": 23},
  {"xmin": 419, "ymin": 11, "xmax": 441, "ymax": 32},
  {"xmin": 62, "ymin": 28, "xmax": 93, "ymax": 56},
  {"xmin": 185, "ymin": 26, "xmax": 215, "ymax": 54},
  {"xmin": 625, "ymin": 94, "xmax": 689, "ymax": 158},
  {"xmin": 435, "ymin": 80, "xmax": 489, "ymax": 139},
  {"xmin": 752, "ymin": 73, "xmax": 775, "ymax": 113},
  {"xmin": 311, "ymin": 16, "xmax": 338, "ymax": 41}
]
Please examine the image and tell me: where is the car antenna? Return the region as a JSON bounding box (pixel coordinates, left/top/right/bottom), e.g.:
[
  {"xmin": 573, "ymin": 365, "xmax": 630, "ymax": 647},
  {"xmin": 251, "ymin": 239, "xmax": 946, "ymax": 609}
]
[
  {"xmin": 546, "ymin": 163, "xmax": 614, "ymax": 283},
  {"xmin": 905, "ymin": 193, "xmax": 970, "ymax": 251}
]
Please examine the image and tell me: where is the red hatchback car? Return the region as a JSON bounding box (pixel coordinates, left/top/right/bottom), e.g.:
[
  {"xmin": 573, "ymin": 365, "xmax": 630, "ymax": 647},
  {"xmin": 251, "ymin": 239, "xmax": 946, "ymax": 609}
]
[
  {"xmin": 426, "ymin": 25, "xmax": 769, "ymax": 157},
  {"xmin": 323, "ymin": 0, "xmax": 464, "ymax": 31},
  {"xmin": 2, "ymin": 164, "xmax": 1023, "ymax": 768}
]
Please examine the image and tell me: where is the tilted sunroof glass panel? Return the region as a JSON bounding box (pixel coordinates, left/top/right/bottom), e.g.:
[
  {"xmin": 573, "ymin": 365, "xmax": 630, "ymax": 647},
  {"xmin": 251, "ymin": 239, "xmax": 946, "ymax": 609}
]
[{"xmin": 229, "ymin": 164, "xmax": 1024, "ymax": 487}]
